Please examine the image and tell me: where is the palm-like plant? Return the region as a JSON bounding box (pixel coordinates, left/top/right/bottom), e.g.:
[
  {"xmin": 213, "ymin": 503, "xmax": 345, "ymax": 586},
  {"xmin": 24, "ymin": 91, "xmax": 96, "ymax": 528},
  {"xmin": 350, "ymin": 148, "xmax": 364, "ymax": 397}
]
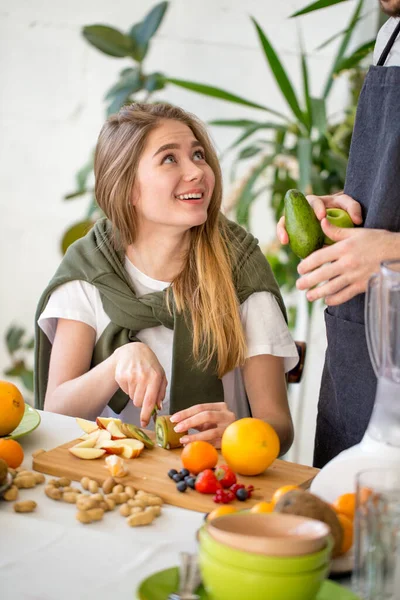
[{"xmin": 167, "ymin": 0, "xmax": 376, "ymax": 293}]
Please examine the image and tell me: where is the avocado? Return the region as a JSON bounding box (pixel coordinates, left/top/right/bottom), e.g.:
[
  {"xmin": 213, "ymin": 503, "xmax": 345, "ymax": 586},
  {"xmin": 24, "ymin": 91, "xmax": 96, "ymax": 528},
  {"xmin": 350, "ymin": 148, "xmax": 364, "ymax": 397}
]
[{"xmin": 284, "ymin": 189, "xmax": 325, "ymax": 259}]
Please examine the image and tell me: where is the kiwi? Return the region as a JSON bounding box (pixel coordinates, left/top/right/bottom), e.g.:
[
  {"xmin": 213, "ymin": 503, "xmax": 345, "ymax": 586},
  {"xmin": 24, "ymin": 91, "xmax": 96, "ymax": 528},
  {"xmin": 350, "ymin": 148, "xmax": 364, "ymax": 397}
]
[
  {"xmin": 155, "ymin": 415, "xmax": 187, "ymax": 450},
  {"xmin": 120, "ymin": 423, "xmax": 154, "ymax": 449},
  {"xmin": 273, "ymin": 489, "xmax": 344, "ymax": 558}
]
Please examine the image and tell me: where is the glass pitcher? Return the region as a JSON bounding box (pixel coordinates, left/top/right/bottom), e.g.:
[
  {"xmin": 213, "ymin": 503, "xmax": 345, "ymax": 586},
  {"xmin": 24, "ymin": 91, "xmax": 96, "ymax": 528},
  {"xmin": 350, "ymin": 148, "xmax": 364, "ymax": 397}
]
[{"xmin": 365, "ymin": 260, "xmax": 400, "ymax": 446}]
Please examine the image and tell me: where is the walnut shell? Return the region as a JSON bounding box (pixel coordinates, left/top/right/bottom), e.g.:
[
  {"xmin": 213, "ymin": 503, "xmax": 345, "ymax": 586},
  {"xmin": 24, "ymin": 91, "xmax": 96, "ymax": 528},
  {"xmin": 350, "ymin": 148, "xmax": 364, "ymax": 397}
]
[{"xmin": 273, "ymin": 489, "xmax": 343, "ymax": 558}]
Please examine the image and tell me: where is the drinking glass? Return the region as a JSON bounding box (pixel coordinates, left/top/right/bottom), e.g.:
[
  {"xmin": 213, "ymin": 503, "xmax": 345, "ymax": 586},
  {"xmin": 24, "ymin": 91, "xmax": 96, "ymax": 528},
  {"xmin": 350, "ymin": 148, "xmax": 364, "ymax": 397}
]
[{"xmin": 352, "ymin": 469, "xmax": 400, "ymax": 599}]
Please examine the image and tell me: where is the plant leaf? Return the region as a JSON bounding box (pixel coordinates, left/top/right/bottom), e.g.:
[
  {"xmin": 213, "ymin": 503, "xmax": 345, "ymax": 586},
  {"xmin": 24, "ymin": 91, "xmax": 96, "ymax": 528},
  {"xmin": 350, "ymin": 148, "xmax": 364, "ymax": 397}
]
[
  {"xmin": 64, "ymin": 190, "xmax": 88, "ymax": 200},
  {"xmin": 251, "ymin": 18, "xmax": 306, "ymax": 126},
  {"xmin": 166, "ymin": 78, "xmax": 290, "ymax": 120},
  {"xmin": 300, "ymin": 33, "xmax": 312, "ymax": 132},
  {"xmin": 315, "ymin": 11, "xmax": 370, "ymax": 51},
  {"xmin": 61, "ymin": 221, "xmax": 94, "ymax": 255},
  {"xmin": 130, "ymin": 2, "xmax": 168, "ymax": 48},
  {"xmin": 323, "ymin": 0, "xmax": 364, "ymax": 98},
  {"xmin": 290, "ymin": 0, "xmax": 349, "ymax": 18},
  {"xmin": 5, "ymin": 326, "xmax": 25, "ymax": 354},
  {"xmin": 225, "ymin": 122, "xmax": 286, "ymax": 154},
  {"xmin": 238, "ymin": 145, "xmax": 263, "ymax": 159},
  {"xmin": 144, "ymin": 72, "xmax": 166, "ymax": 92},
  {"xmin": 105, "ymin": 69, "xmax": 143, "ymax": 100},
  {"xmin": 106, "ymin": 89, "xmax": 134, "ymax": 116},
  {"xmin": 128, "ymin": 24, "xmax": 149, "ymax": 62},
  {"xmin": 310, "ymin": 97, "xmax": 327, "ymax": 135},
  {"xmin": 76, "ymin": 156, "xmax": 94, "ymax": 191},
  {"xmin": 334, "ymin": 39, "xmax": 375, "ymax": 73},
  {"xmin": 235, "ymin": 154, "xmax": 274, "ymax": 226},
  {"xmin": 209, "ymin": 119, "xmax": 268, "ymax": 128},
  {"xmin": 297, "ymin": 137, "xmax": 312, "ymax": 194},
  {"xmin": 82, "ymin": 25, "xmax": 136, "ymax": 58}
]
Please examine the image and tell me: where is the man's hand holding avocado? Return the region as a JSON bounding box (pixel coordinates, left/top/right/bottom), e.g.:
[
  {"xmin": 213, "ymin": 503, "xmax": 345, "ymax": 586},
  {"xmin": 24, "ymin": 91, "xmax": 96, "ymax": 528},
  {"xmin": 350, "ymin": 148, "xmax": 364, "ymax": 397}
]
[{"xmin": 277, "ymin": 191, "xmax": 400, "ymax": 306}]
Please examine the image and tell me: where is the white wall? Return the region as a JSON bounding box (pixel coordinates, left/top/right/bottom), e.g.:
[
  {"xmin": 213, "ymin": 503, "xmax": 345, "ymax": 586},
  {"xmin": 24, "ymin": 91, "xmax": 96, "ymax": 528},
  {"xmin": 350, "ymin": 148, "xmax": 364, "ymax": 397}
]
[{"xmin": 0, "ymin": 0, "xmax": 377, "ymax": 463}]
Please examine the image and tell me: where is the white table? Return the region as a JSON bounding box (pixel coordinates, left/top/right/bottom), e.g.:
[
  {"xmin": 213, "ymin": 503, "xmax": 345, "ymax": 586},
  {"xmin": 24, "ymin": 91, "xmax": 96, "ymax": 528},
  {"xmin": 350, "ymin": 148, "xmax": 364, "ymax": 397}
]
[{"xmin": 0, "ymin": 411, "xmax": 205, "ymax": 600}]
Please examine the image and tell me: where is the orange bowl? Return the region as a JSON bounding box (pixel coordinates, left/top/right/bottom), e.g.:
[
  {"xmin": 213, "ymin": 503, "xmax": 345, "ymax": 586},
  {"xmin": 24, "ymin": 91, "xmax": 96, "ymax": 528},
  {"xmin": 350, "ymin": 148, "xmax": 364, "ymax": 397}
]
[{"xmin": 207, "ymin": 512, "xmax": 330, "ymax": 557}]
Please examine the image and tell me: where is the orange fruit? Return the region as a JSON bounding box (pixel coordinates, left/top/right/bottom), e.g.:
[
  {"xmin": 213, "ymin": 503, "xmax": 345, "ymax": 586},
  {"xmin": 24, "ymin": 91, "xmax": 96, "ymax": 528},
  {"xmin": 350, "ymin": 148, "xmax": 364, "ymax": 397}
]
[
  {"xmin": 181, "ymin": 441, "xmax": 218, "ymax": 475},
  {"xmin": 337, "ymin": 513, "xmax": 354, "ymax": 555},
  {"xmin": 206, "ymin": 506, "xmax": 238, "ymax": 521},
  {"xmin": 250, "ymin": 501, "xmax": 274, "ymax": 514},
  {"xmin": 0, "ymin": 380, "xmax": 25, "ymax": 437},
  {"xmin": 221, "ymin": 418, "xmax": 280, "ymax": 476},
  {"xmin": 0, "ymin": 439, "xmax": 24, "ymax": 468},
  {"xmin": 333, "ymin": 492, "xmax": 356, "ymax": 520},
  {"xmin": 271, "ymin": 484, "xmax": 299, "ymax": 506}
]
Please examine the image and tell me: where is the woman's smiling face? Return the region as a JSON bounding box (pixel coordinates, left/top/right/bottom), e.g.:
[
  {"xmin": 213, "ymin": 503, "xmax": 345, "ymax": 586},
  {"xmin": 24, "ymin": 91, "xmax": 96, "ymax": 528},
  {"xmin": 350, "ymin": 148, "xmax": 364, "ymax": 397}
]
[{"xmin": 132, "ymin": 119, "xmax": 216, "ymax": 233}]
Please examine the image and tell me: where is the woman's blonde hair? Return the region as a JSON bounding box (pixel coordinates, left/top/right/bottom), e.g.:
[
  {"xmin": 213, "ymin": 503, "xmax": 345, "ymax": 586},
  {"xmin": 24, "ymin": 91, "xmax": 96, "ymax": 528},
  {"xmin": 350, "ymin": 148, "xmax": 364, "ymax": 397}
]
[{"xmin": 94, "ymin": 103, "xmax": 246, "ymax": 377}]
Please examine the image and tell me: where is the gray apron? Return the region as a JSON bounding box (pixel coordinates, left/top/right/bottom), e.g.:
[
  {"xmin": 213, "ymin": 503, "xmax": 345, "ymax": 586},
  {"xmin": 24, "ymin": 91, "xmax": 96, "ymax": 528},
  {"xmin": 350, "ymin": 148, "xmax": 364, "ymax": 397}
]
[{"xmin": 314, "ymin": 22, "xmax": 400, "ymax": 468}]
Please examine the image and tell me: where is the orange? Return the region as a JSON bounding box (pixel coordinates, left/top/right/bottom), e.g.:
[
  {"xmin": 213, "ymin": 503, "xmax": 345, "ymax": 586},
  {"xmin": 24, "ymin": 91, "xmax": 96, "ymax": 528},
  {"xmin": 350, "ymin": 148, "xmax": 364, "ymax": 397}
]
[
  {"xmin": 337, "ymin": 513, "xmax": 354, "ymax": 555},
  {"xmin": 181, "ymin": 441, "xmax": 218, "ymax": 475},
  {"xmin": 206, "ymin": 506, "xmax": 238, "ymax": 521},
  {"xmin": 0, "ymin": 439, "xmax": 24, "ymax": 468},
  {"xmin": 271, "ymin": 484, "xmax": 299, "ymax": 506},
  {"xmin": 333, "ymin": 492, "xmax": 356, "ymax": 521},
  {"xmin": 221, "ymin": 418, "xmax": 280, "ymax": 476},
  {"xmin": 0, "ymin": 380, "xmax": 25, "ymax": 437},
  {"xmin": 250, "ymin": 501, "xmax": 274, "ymax": 514}
]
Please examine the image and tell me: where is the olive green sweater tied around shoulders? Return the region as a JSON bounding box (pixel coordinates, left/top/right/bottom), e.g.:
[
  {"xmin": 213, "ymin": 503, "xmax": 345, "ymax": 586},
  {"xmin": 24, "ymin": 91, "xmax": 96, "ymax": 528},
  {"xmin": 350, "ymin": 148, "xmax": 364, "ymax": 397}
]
[{"xmin": 34, "ymin": 215, "xmax": 287, "ymax": 414}]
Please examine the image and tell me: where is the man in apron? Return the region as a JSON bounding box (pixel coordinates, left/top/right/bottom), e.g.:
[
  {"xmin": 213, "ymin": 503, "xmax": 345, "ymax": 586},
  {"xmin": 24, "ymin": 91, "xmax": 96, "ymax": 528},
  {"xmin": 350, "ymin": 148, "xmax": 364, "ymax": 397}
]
[{"xmin": 277, "ymin": 2, "xmax": 400, "ymax": 467}]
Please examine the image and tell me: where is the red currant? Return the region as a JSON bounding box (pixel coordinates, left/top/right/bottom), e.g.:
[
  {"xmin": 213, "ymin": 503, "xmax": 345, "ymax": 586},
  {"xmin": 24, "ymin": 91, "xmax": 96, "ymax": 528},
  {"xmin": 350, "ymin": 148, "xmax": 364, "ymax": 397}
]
[{"xmin": 230, "ymin": 483, "xmax": 245, "ymax": 494}]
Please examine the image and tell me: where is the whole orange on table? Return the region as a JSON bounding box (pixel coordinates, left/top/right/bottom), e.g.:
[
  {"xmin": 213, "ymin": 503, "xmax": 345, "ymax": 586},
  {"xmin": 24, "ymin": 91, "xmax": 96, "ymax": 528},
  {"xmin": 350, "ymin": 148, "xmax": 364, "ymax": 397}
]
[
  {"xmin": 0, "ymin": 380, "xmax": 25, "ymax": 437},
  {"xmin": 0, "ymin": 438, "xmax": 24, "ymax": 468},
  {"xmin": 221, "ymin": 418, "xmax": 280, "ymax": 476},
  {"xmin": 181, "ymin": 441, "xmax": 218, "ymax": 475}
]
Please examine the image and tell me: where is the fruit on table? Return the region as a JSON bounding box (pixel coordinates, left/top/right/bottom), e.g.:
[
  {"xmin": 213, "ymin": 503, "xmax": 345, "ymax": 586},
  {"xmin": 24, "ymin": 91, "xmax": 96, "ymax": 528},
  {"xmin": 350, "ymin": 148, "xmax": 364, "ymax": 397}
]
[
  {"xmin": 0, "ymin": 380, "xmax": 25, "ymax": 437},
  {"xmin": 75, "ymin": 417, "xmax": 98, "ymax": 434},
  {"xmin": 284, "ymin": 189, "xmax": 325, "ymax": 259},
  {"xmin": 69, "ymin": 447, "xmax": 106, "ymax": 460},
  {"xmin": 215, "ymin": 464, "xmax": 237, "ymax": 488},
  {"xmin": 181, "ymin": 441, "xmax": 218, "ymax": 475},
  {"xmin": 221, "ymin": 418, "xmax": 280, "ymax": 476},
  {"xmin": 336, "ymin": 513, "xmax": 354, "ymax": 555},
  {"xmin": 273, "ymin": 488, "xmax": 344, "ymax": 558},
  {"xmin": 250, "ymin": 501, "xmax": 274, "ymax": 514},
  {"xmin": 207, "ymin": 505, "xmax": 238, "ymax": 521},
  {"xmin": 332, "ymin": 492, "xmax": 356, "ymax": 521},
  {"xmin": 105, "ymin": 454, "xmax": 128, "ymax": 477},
  {"xmin": 324, "ymin": 208, "xmax": 354, "ymax": 245},
  {"xmin": 156, "ymin": 415, "xmax": 187, "ymax": 449},
  {"xmin": 0, "ymin": 438, "xmax": 24, "ymax": 468},
  {"xmin": 195, "ymin": 469, "xmax": 222, "ymax": 494},
  {"xmin": 119, "ymin": 422, "xmax": 154, "ymax": 449},
  {"xmin": 271, "ymin": 484, "xmax": 300, "ymax": 507}
]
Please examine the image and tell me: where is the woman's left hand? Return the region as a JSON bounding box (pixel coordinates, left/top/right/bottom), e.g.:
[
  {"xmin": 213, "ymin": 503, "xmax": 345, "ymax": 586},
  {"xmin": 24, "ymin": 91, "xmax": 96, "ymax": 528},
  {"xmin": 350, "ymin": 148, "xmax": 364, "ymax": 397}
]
[{"xmin": 170, "ymin": 402, "xmax": 235, "ymax": 448}]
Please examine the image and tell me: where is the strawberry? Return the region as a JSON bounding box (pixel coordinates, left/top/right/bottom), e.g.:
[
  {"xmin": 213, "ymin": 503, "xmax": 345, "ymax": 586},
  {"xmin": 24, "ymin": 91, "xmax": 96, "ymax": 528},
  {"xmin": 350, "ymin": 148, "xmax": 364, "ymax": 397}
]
[
  {"xmin": 215, "ymin": 464, "xmax": 237, "ymax": 489},
  {"xmin": 195, "ymin": 469, "xmax": 222, "ymax": 494}
]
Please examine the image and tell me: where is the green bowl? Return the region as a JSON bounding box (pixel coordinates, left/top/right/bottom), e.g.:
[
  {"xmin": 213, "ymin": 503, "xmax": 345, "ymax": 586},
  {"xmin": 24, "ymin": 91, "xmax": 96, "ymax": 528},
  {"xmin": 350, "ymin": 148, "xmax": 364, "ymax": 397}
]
[
  {"xmin": 200, "ymin": 526, "xmax": 332, "ymax": 574},
  {"xmin": 199, "ymin": 545, "xmax": 329, "ymax": 600}
]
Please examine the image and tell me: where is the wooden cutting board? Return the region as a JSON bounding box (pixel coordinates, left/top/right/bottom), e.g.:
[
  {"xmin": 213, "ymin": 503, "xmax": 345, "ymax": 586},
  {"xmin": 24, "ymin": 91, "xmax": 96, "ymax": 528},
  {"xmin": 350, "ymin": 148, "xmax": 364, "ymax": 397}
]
[{"xmin": 33, "ymin": 435, "xmax": 319, "ymax": 513}]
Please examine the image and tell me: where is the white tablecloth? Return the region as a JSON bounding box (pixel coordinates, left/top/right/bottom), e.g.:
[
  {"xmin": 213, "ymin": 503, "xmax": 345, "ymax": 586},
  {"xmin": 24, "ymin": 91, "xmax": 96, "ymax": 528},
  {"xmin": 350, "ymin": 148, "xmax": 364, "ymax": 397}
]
[{"xmin": 0, "ymin": 411, "xmax": 205, "ymax": 600}]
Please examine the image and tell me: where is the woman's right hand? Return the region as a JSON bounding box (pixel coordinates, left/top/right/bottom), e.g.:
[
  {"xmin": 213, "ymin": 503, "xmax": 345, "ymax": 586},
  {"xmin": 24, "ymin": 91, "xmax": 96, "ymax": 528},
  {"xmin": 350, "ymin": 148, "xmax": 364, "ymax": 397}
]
[
  {"xmin": 113, "ymin": 342, "xmax": 167, "ymax": 427},
  {"xmin": 276, "ymin": 192, "xmax": 363, "ymax": 245}
]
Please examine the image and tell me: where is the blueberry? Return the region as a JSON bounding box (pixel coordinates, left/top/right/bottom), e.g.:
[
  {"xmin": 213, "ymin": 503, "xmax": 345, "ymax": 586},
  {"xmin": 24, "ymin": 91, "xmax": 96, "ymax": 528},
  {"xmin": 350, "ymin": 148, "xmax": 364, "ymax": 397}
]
[
  {"xmin": 172, "ymin": 473, "xmax": 184, "ymax": 482},
  {"xmin": 236, "ymin": 488, "xmax": 248, "ymax": 501},
  {"xmin": 186, "ymin": 477, "xmax": 196, "ymax": 489},
  {"xmin": 180, "ymin": 468, "xmax": 190, "ymax": 477},
  {"xmin": 177, "ymin": 481, "xmax": 187, "ymax": 492},
  {"xmin": 168, "ymin": 469, "xmax": 178, "ymax": 479}
]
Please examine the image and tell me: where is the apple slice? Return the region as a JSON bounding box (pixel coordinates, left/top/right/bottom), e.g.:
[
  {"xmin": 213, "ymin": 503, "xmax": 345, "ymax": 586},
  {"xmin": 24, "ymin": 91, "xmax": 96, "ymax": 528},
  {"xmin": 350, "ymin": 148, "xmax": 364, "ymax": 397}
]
[
  {"xmin": 69, "ymin": 447, "xmax": 106, "ymax": 459},
  {"xmin": 76, "ymin": 417, "xmax": 98, "ymax": 434},
  {"xmin": 94, "ymin": 430, "xmax": 112, "ymax": 448},
  {"xmin": 106, "ymin": 420, "xmax": 126, "ymax": 440},
  {"xmin": 73, "ymin": 438, "xmax": 97, "ymax": 449},
  {"xmin": 100, "ymin": 441, "xmax": 124, "ymax": 455},
  {"xmin": 96, "ymin": 417, "xmax": 122, "ymax": 430},
  {"xmin": 110, "ymin": 439, "xmax": 144, "ymax": 458}
]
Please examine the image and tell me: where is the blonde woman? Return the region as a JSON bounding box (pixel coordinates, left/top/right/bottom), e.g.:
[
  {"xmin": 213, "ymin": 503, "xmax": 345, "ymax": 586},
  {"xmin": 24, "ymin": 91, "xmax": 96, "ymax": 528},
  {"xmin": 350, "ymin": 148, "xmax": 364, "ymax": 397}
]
[{"xmin": 35, "ymin": 103, "xmax": 298, "ymax": 454}]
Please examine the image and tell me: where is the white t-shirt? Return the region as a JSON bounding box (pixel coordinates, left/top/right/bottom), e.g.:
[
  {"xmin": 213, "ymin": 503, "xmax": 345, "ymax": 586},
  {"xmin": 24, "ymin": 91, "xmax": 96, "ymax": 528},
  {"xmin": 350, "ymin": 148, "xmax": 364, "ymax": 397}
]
[
  {"xmin": 38, "ymin": 257, "xmax": 299, "ymax": 426},
  {"xmin": 374, "ymin": 17, "xmax": 400, "ymax": 66}
]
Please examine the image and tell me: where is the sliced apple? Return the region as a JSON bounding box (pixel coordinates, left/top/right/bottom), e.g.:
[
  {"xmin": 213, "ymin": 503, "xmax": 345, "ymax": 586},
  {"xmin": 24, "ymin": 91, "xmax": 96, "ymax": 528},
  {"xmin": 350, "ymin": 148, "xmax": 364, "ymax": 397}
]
[
  {"xmin": 96, "ymin": 417, "xmax": 122, "ymax": 430},
  {"xmin": 94, "ymin": 430, "xmax": 112, "ymax": 448},
  {"xmin": 100, "ymin": 441, "xmax": 125, "ymax": 455},
  {"xmin": 73, "ymin": 438, "xmax": 97, "ymax": 449},
  {"xmin": 69, "ymin": 447, "xmax": 106, "ymax": 459},
  {"xmin": 106, "ymin": 420, "xmax": 126, "ymax": 439},
  {"xmin": 76, "ymin": 417, "xmax": 98, "ymax": 434},
  {"xmin": 110, "ymin": 439, "xmax": 144, "ymax": 458}
]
